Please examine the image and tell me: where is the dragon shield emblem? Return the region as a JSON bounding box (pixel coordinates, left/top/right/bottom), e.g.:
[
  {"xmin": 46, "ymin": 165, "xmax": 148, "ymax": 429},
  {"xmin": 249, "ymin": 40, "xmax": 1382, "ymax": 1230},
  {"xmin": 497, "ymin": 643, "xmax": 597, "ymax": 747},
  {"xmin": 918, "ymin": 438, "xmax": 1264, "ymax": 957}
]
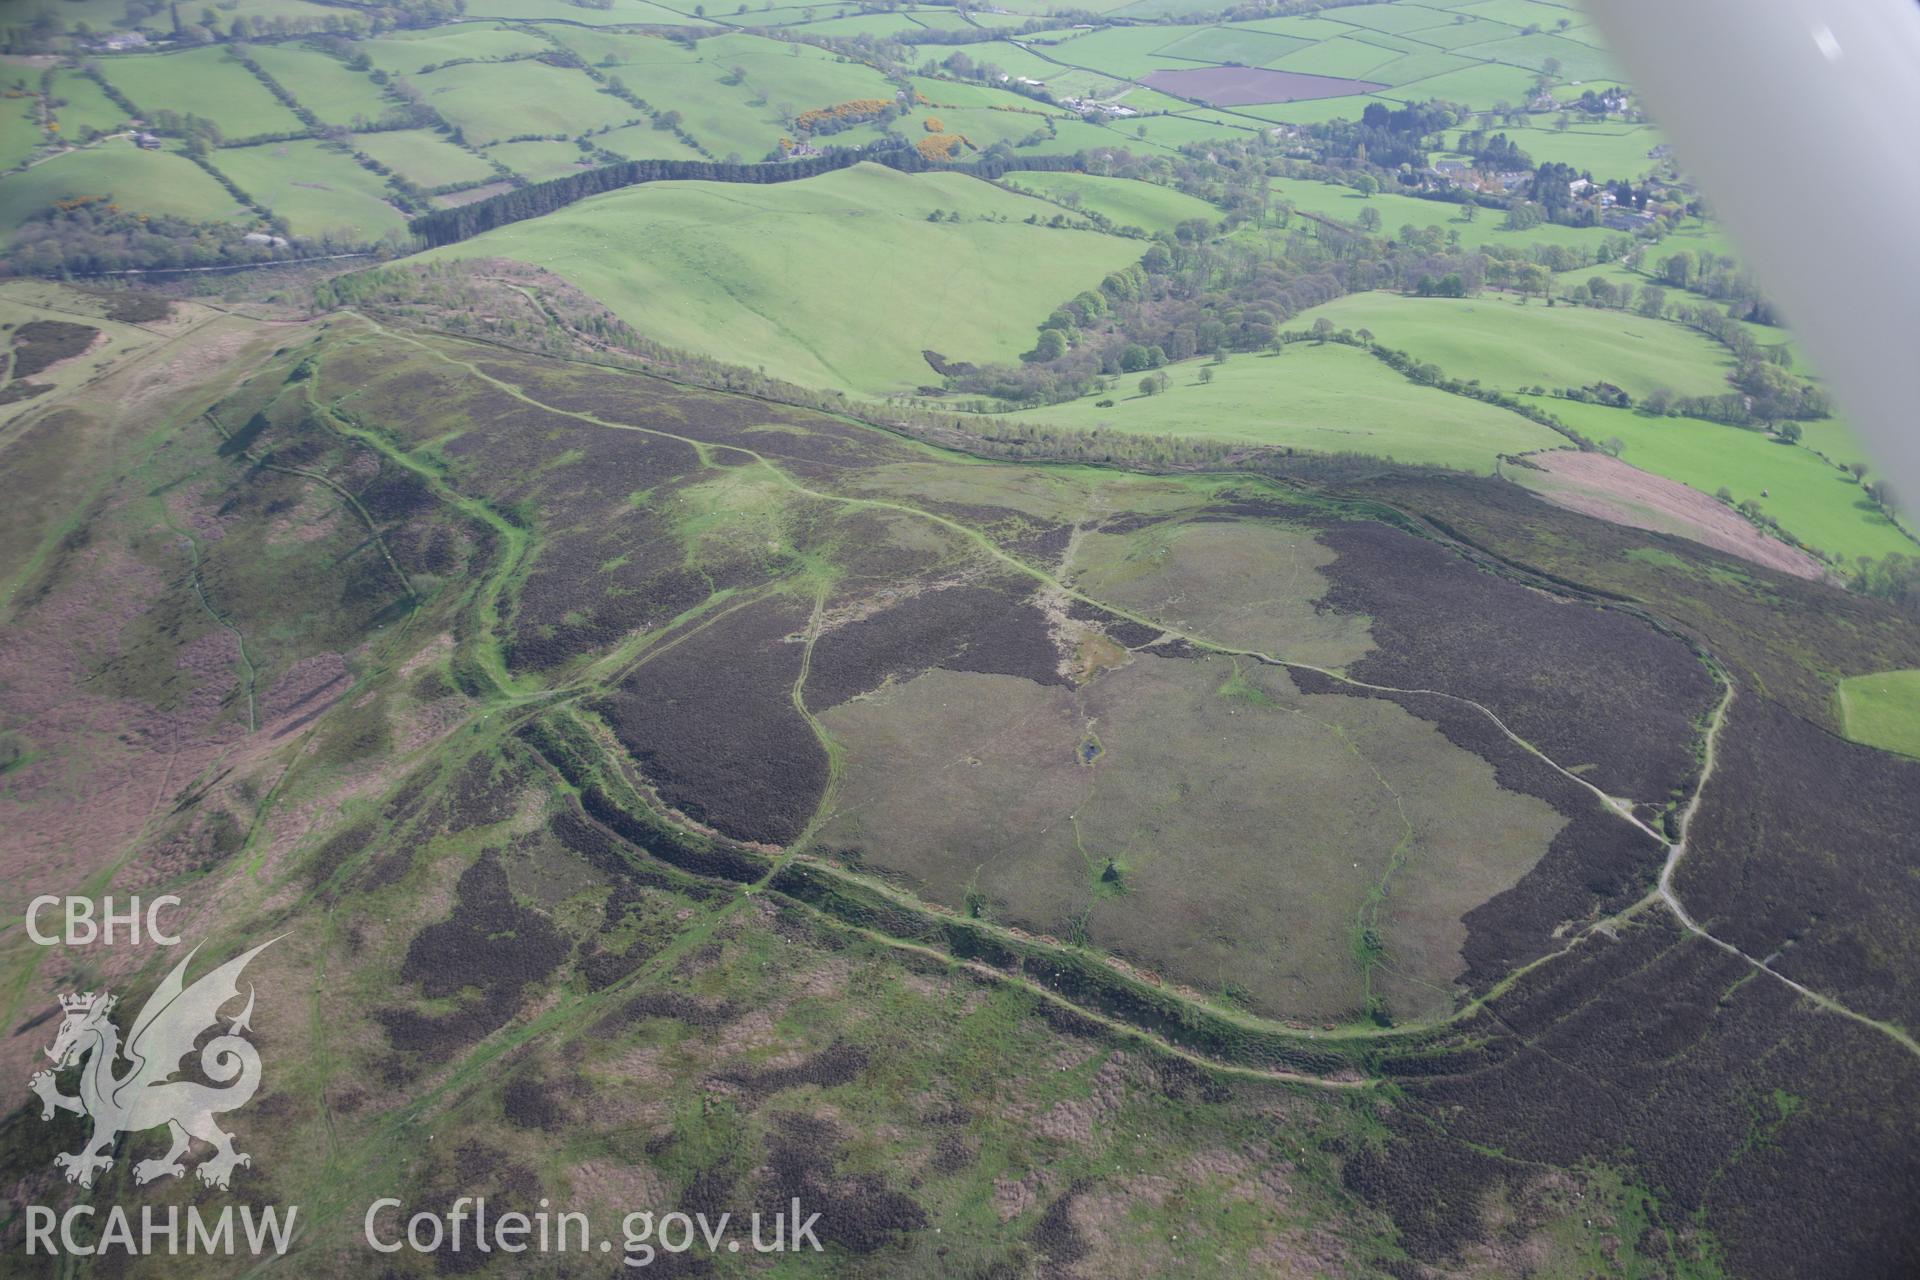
[{"xmin": 27, "ymin": 939, "xmax": 276, "ymax": 1191}]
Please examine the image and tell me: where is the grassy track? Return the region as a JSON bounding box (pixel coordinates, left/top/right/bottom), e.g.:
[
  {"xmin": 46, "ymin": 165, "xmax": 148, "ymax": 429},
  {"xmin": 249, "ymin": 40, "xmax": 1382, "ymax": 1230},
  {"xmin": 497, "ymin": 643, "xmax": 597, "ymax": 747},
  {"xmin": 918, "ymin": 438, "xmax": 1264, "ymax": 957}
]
[{"xmin": 348, "ymin": 315, "xmax": 1920, "ymax": 1064}]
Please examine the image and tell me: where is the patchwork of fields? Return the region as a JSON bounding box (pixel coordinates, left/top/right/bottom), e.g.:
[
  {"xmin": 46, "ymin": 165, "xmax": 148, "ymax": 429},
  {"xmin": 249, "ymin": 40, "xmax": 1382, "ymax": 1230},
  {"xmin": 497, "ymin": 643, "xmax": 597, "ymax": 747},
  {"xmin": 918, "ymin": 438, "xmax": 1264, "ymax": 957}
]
[
  {"xmin": 0, "ymin": 254, "xmax": 1916, "ymax": 1276},
  {"xmin": 2, "ymin": 3, "xmax": 1918, "ymax": 1275}
]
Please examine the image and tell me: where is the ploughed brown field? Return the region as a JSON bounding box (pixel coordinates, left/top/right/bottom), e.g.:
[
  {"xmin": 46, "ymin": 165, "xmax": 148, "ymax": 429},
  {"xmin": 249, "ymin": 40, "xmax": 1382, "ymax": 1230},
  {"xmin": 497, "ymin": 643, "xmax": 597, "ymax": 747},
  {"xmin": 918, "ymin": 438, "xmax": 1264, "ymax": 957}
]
[
  {"xmin": 1140, "ymin": 66, "xmax": 1386, "ymax": 106},
  {"xmin": 1519, "ymin": 449, "xmax": 1828, "ymax": 581}
]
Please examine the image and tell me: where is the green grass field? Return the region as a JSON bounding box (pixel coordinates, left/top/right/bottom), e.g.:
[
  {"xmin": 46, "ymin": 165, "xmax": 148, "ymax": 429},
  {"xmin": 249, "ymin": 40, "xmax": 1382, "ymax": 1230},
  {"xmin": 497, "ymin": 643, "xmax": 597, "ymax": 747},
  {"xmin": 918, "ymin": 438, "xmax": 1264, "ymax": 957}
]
[
  {"xmin": 836, "ymin": 105, "xmax": 1059, "ymax": 155},
  {"xmin": 1380, "ymin": 60, "xmax": 1543, "ymax": 109},
  {"xmin": 0, "ymin": 95, "xmax": 39, "ymax": 172},
  {"xmin": 484, "ymin": 139, "xmax": 595, "ymax": 182},
  {"xmin": 0, "ymin": 143, "xmax": 245, "ymax": 231},
  {"xmin": 1008, "ymin": 341, "xmax": 1565, "ymax": 470},
  {"xmin": 997, "ymin": 172, "xmax": 1219, "ymax": 234},
  {"xmin": 695, "ymin": 32, "xmax": 901, "ymax": 109},
  {"xmin": 97, "ymin": 47, "xmax": 306, "ymax": 138},
  {"xmin": 1835, "ymin": 670, "xmax": 1920, "ymax": 759},
  {"xmin": 47, "ymin": 71, "xmax": 128, "ymax": 142},
  {"xmin": 1364, "ymin": 50, "xmax": 1479, "ymax": 86},
  {"xmin": 351, "ymin": 128, "xmax": 497, "ymax": 189},
  {"xmin": 548, "ymin": 27, "xmax": 899, "ymax": 160},
  {"xmin": 424, "ymin": 162, "xmax": 1144, "ymax": 395},
  {"xmin": 1409, "ymin": 15, "xmax": 1527, "ymax": 50},
  {"xmin": 1456, "ymin": 31, "xmax": 1623, "ymax": 82},
  {"xmin": 1520, "ymin": 397, "xmax": 1918, "ymax": 564},
  {"xmin": 1256, "ymin": 175, "xmax": 1613, "ymax": 251},
  {"xmin": 210, "ymin": 140, "xmax": 408, "ymax": 240},
  {"xmin": 1495, "ymin": 122, "xmax": 1670, "ymax": 181},
  {"xmin": 452, "ymin": 0, "xmax": 689, "ymax": 20},
  {"xmin": 415, "ymin": 61, "xmax": 638, "ymax": 147},
  {"xmin": 249, "ymin": 44, "xmax": 393, "ymax": 128},
  {"xmin": 594, "ymin": 121, "xmax": 706, "ymax": 162},
  {"xmin": 908, "ymin": 76, "xmax": 1071, "ymax": 115},
  {"xmin": 1235, "ymin": 93, "xmax": 1400, "ymax": 126},
  {"xmin": 355, "ymin": 25, "xmax": 553, "ymax": 76},
  {"xmin": 1155, "ymin": 24, "xmax": 1314, "ymax": 65},
  {"xmin": 1301, "ymin": 291, "xmax": 1735, "ymax": 399},
  {"xmin": 1320, "ymin": 2, "xmax": 1463, "ymax": 34},
  {"xmin": 47, "ymin": 0, "xmax": 335, "ymax": 24}
]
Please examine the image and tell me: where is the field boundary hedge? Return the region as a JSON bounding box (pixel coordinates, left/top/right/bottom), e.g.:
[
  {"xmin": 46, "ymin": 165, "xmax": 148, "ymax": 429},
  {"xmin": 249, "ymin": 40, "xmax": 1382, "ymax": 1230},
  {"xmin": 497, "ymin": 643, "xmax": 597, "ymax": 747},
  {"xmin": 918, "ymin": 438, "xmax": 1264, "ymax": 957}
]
[{"xmin": 408, "ymin": 143, "xmax": 1088, "ymax": 247}]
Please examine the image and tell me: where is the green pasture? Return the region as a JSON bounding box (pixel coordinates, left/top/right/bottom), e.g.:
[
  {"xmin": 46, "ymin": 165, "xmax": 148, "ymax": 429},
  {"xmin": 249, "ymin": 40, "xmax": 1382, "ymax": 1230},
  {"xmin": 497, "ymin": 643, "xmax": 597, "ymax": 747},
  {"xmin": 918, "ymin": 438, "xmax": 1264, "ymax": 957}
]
[
  {"xmin": 1259, "ymin": 173, "xmax": 1612, "ymax": 252},
  {"xmin": 211, "ymin": 139, "xmax": 408, "ymax": 241},
  {"xmin": 1236, "ymin": 93, "xmax": 1398, "ymax": 126},
  {"xmin": 98, "ymin": 47, "xmax": 305, "ymax": 138},
  {"xmin": 693, "ymin": 34, "xmax": 899, "ymax": 112},
  {"xmin": 0, "ymin": 143, "xmax": 245, "ymax": 231},
  {"xmin": 1496, "ymin": 122, "xmax": 1670, "ymax": 180},
  {"xmin": 47, "ymin": 0, "xmax": 339, "ymax": 27},
  {"xmin": 1836, "ymin": 670, "xmax": 1920, "ymax": 759},
  {"xmin": 909, "ymin": 76, "xmax": 1073, "ymax": 116},
  {"xmin": 355, "ymin": 25, "xmax": 553, "ymax": 76},
  {"xmin": 594, "ymin": 121, "xmax": 706, "ymax": 163},
  {"xmin": 456, "ymin": 0, "xmax": 690, "ymax": 21},
  {"xmin": 1363, "ymin": 50, "xmax": 1478, "ymax": 86},
  {"xmin": 1376, "ymin": 60, "xmax": 1541, "ymax": 109},
  {"xmin": 1447, "ymin": 0, "xmax": 1587, "ymax": 27},
  {"xmin": 423, "ymin": 162, "xmax": 1144, "ymax": 395},
  {"xmin": 414, "ymin": 60, "xmax": 637, "ymax": 147},
  {"xmin": 1456, "ymin": 31, "xmax": 1623, "ymax": 84},
  {"xmin": 1411, "ymin": 16, "xmax": 1529, "ymax": 51},
  {"xmin": 47, "ymin": 71, "xmax": 128, "ymax": 141},
  {"xmin": 1045, "ymin": 26, "xmax": 1195, "ymax": 79},
  {"xmin": 1331, "ymin": 28, "xmax": 1426, "ymax": 57},
  {"xmin": 1008, "ymin": 340, "xmax": 1564, "ymax": 471},
  {"xmin": 351, "ymin": 128, "xmax": 497, "ymax": 189},
  {"xmin": 1300, "ymin": 291, "xmax": 1735, "ymax": 399},
  {"xmin": 1318, "ymin": 2, "xmax": 1462, "ymax": 35},
  {"xmin": 1153, "ymin": 25, "xmax": 1314, "ymax": 66},
  {"xmin": 1129, "ymin": 110, "xmax": 1257, "ymax": 142},
  {"xmin": 997, "ymin": 171, "xmax": 1219, "ymax": 235},
  {"xmin": 1236, "ymin": 14, "xmax": 1367, "ymax": 43},
  {"xmin": 0, "ymin": 94, "xmax": 38, "ymax": 171},
  {"xmin": 484, "ymin": 140, "xmax": 595, "ymax": 182},
  {"xmin": 249, "ymin": 44, "xmax": 393, "ymax": 127}
]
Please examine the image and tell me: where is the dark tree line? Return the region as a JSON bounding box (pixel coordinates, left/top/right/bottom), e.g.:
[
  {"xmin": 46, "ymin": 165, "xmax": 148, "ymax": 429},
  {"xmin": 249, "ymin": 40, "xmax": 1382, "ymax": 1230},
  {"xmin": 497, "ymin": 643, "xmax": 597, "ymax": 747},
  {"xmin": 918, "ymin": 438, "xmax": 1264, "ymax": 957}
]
[{"xmin": 408, "ymin": 144, "xmax": 1088, "ymax": 247}]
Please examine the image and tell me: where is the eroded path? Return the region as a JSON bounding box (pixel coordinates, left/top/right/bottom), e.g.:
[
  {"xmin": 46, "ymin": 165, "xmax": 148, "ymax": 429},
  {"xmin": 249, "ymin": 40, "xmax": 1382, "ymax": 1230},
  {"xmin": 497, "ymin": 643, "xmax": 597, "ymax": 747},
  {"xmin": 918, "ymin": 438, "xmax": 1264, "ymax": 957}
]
[{"xmin": 340, "ymin": 315, "xmax": 1920, "ymax": 1066}]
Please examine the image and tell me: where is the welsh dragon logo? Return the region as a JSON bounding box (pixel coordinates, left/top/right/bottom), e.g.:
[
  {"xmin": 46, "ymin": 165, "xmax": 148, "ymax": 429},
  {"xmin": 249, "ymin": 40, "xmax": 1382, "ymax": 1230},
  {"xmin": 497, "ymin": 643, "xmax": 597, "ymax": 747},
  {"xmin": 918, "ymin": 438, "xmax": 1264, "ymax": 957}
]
[{"xmin": 27, "ymin": 940, "xmax": 275, "ymax": 1191}]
